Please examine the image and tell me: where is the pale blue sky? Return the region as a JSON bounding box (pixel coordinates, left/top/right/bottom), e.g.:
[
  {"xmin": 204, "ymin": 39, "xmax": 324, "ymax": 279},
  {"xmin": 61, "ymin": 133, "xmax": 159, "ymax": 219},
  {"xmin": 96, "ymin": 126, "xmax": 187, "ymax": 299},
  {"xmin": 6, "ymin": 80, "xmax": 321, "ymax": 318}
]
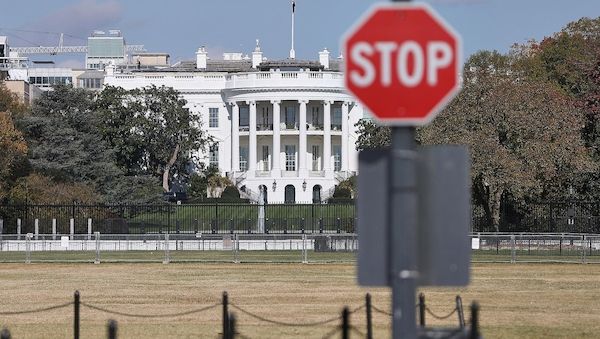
[{"xmin": 1, "ymin": 0, "xmax": 599, "ymax": 67}]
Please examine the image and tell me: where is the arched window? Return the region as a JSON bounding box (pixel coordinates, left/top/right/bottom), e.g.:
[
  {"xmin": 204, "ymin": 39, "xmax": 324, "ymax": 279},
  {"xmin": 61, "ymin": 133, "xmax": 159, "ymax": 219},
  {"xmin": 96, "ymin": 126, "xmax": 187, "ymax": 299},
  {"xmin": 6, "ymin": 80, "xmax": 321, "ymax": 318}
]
[
  {"xmin": 312, "ymin": 185, "xmax": 322, "ymax": 204},
  {"xmin": 284, "ymin": 185, "xmax": 296, "ymax": 204}
]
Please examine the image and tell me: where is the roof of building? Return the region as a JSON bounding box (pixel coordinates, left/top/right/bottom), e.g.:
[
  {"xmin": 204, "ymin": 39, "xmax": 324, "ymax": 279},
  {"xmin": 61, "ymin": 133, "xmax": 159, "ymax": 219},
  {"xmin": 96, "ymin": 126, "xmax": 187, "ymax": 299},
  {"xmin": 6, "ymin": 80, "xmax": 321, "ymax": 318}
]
[
  {"xmin": 134, "ymin": 57, "xmax": 343, "ymax": 74},
  {"xmin": 77, "ymin": 70, "xmax": 105, "ymax": 79}
]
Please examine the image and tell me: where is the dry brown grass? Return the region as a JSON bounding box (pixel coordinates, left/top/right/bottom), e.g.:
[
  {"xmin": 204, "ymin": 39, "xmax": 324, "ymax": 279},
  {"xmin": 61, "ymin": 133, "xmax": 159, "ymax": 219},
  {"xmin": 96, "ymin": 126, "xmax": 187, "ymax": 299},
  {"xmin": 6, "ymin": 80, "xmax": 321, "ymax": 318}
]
[{"xmin": 0, "ymin": 263, "xmax": 599, "ymax": 338}]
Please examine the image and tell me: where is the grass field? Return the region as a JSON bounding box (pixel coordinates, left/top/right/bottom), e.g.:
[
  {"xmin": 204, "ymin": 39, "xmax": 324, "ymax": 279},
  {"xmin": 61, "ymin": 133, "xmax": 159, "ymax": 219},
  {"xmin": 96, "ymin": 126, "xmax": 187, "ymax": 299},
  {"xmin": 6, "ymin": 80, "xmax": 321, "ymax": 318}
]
[{"xmin": 1, "ymin": 262, "xmax": 600, "ymax": 338}]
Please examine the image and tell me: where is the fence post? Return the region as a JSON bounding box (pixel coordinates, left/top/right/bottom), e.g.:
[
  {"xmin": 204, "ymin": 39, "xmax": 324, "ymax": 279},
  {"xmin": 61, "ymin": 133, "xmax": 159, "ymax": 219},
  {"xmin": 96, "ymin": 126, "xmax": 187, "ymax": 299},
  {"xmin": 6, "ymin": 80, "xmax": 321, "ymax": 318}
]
[
  {"xmin": 176, "ymin": 220, "xmax": 180, "ymax": 234},
  {"xmin": 227, "ymin": 313, "xmax": 236, "ymax": 339},
  {"xmin": 107, "ymin": 319, "xmax": 117, "ymax": 339},
  {"xmin": 25, "ymin": 233, "xmax": 32, "ymax": 264},
  {"xmin": 470, "ymin": 302, "xmax": 479, "ymax": 339},
  {"xmin": 163, "ymin": 233, "xmax": 170, "ymax": 264},
  {"xmin": 336, "ymin": 218, "xmax": 341, "ymax": 234},
  {"xmin": 366, "ymin": 293, "xmax": 373, "ymax": 339},
  {"xmin": 418, "ymin": 292, "xmax": 426, "ymax": 327},
  {"xmin": 456, "ymin": 295, "xmax": 465, "ymax": 329},
  {"xmin": 342, "ymin": 307, "xmax": 349, "ymax": 339},
  {"xmin": 0, "ymin": 219, "xmax": 3, "ymax": 238},
  {"xmin": 52, "ymin": 219, "xmax": 57, "ymax": 240},
  {"xmin": 222, "ymin": 292, "xmax": 229, "ymax": 338},
  {"xmin": 559, "ymin": 234, "xmax": 563, "ymax": 255},
  {"xmin": 94, "ymin": 232, "xmax": 101, "ymax": 264},
  {"xmin": 70, "ymin": 218, "xmax": 75, "ymax": 238},
  {"xmin": 302, "ymin": 234, "xmax": 308, "ymax": 264},
  {"xmin": 301, "ymin": 218, "xmax": 305, "ymax": 234},
  {"xmin": 16, "ymin": 218, "xmax": 21, "ymax": 240},
  {"xmin": 234, "ymin": 234, "xmax": 240, "ymax": 264},
  {"xmin": 87, "ymin": 219, "xmax": 92, "ymax": 240},
  {"xmin": 34, "ymin": 219, "xmax": 39, "ymax": 240},
  {"xmin": 74, "ymin": 290, "xmax": 80, "ymax": 339},
  {"xmin": 319, "ymin": 217, "xmax": 323, "ymax": 234},
  {"xmin": 0, "ymin": 328, "xmax": 11, "ymax": 339},
  {"xmin": 510, "ymin": 234, "xmax": 516, "ymax": 264},
  {"xmin": 582, "ymin": 235, "xmax": 587, "ymax": 264},
  {"xmin": 283, "ymin": 218, "xmax": 288, "ymax": 234}
]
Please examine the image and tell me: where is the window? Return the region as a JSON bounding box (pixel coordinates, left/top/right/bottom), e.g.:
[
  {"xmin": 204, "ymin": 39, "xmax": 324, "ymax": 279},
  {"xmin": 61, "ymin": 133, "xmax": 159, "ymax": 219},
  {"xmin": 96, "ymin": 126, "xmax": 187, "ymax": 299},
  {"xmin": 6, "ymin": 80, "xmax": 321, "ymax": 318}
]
[
  {"xmin": 285, "ymin": 145, "xmax": 296, "ymax": 171},
  {"xmin": 312, "ymin": 145, "xmax": 320, "ymax": 171},
  {"xmin": 239, "ymin": 106, "xmax": 249, "ymax": 129},
  {"xmin": 285, "ymin": 106, "xmax": 296, "ymax": 129},
  {"xmin": 261, "ymin": 145, "xmax": 270, "ymax": 171},
  {"xmin": 332, "ymin": 107, "xmax": 342, "ymax": 130},
  {"xmin": 209, "ymin": 144, "xmax": 219, "ymax": 168},
  {"xmin": 209, "ymin": 108, "xmax": 219, "ymax": 128},
  {"xmin": 333, "ymin": 145, "xmax": 341, "ymax": 171},
  {"xmin": 239, "ymin": 147, "xmax": 248, "ymax": 172},
  {"xmin": 311, "ymin": 107, "xmax": 320, "ymax": 127}
]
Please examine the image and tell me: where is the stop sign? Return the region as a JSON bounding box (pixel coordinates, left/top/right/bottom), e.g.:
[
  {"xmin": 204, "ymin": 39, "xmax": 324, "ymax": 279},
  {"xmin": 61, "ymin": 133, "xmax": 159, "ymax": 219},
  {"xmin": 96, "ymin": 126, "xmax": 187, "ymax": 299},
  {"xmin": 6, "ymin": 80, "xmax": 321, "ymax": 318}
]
[{"xmin": 343, "ymin": 3, "xmax": 461, "ymax": 125}]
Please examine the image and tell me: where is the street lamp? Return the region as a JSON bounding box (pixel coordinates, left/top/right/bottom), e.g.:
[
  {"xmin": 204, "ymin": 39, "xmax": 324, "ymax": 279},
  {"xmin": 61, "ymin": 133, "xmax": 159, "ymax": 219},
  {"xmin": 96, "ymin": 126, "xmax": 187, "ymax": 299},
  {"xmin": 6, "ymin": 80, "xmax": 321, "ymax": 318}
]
[
  {"xmin": 272, "ymin": 180, "xmax": 277, "ymax": 192},
  {"xmin": 302, "ymin": 180, "xmax": 307, "ymax": 191}
]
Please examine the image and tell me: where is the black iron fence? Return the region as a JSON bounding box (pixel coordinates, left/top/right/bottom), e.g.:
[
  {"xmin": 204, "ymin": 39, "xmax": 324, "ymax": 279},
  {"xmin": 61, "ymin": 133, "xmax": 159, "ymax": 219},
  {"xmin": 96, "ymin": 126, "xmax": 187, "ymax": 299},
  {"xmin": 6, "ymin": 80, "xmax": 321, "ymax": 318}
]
[
  {"xmin": 472, "ymin": 201, "xmax": 600, "ymax": 233},
  {"xmin": 4, "ymin": 201, "xmax": 600, "ymax": 235},
  {"xmin": 0, "ymin": 203, "xmax": 356, "ymax": 235}
]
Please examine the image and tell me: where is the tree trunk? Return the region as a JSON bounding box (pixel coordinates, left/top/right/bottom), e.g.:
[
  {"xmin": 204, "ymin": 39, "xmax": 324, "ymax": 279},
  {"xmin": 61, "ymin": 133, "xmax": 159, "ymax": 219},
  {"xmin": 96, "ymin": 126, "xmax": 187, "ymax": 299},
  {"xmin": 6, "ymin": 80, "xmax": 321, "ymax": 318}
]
[
  {"xmin": 162, "ymin": 144, "xmax": 180, "ymax": 192},
  {"xmin": 490, "ymin": 189, "xmax": 503, "ymax": 232}
]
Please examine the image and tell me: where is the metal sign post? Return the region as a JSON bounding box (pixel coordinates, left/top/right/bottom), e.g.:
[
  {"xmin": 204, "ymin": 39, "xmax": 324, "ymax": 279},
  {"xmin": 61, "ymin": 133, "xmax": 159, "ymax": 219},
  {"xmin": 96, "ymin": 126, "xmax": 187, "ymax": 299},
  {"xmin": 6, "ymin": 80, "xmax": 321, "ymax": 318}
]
[{"xmin": 390, "ymin": 127, "xmax": 418, "ymax": 338}]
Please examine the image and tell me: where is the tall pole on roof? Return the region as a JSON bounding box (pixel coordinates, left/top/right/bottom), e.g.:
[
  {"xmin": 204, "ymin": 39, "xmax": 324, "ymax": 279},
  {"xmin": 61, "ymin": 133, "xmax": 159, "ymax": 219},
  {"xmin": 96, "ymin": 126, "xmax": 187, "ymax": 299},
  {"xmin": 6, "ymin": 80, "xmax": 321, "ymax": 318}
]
[{"xmin": 290, "ymin": 0, "xmax": 296, "ymax": 59}]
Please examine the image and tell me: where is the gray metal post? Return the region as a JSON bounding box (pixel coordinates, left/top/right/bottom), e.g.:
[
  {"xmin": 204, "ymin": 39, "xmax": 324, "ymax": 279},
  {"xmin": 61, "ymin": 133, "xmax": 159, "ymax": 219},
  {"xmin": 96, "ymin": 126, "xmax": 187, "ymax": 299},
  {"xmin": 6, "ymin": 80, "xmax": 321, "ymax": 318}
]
[
  {"xmin": 25, "ymin": 233, "xmax": 32, "ymax": 264},
  {"xmin": 390, "ymin": 127, "xmax": 418, "ymax": 339},
  {"xmin": 52, "ymin": 219, "xmax": 57, "ymax": 240},
  {"xmin": 16, "ymin": 218, "xmax": 21, "ymax": 240},
  {"xmin": 302, "ymin": 234, "xmax": 308, "ymax": 264},
  {"xmin": 34, "ymin": 219, "xmax": 39, "ymax": 240},
  {"xmin": 163, "ymin": 233, "xmax": 170, "ymax": 264},
  {"xmin": 94, "ymin": 232, "xmax": 100, "ymax": 264},
  {"xmin": 87, "ymin": 218, "xmax": 92, "ymax": 241},
  {"xmin": 510, "ymin": 234, "xmax": 516, "ymax": 264},
  {"xmin": 70, "ymin": 218, "xmax": 75, "ymax": 238}
]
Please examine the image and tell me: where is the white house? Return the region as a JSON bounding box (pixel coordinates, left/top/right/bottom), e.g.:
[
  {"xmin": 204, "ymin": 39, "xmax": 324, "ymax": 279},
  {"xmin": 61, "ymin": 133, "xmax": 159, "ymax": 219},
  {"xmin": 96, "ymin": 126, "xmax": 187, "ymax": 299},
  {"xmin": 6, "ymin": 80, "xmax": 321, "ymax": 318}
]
[{"xmin": 104, "ymin": 43, "xmax": 363, "ymax": 204}]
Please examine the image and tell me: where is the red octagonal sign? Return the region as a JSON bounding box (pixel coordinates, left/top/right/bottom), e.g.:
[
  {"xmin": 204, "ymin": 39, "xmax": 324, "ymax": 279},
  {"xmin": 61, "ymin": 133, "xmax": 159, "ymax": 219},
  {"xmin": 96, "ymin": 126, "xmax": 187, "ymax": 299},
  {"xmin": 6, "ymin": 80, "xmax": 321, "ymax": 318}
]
[{"xmin": 343, "ymin": 3, "xmax": 461, "ymax": 125}]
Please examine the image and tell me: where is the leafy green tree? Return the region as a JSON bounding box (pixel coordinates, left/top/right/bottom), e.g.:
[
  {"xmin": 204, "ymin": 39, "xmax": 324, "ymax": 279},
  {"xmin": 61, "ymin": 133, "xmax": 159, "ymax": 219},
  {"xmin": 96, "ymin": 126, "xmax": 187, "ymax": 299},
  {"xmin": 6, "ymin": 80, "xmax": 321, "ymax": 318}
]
[
  {"xmin": 93, "ymin": 86, "xmax": 145, "ymax": 174},
  {"xmin": 95, "ymin": 85, "xmax": 211, "ymax": 193},
  {"xmin": 354, "ymin": 119, "xmax": 390, "ymax": 151},
  {"xmin": 420, "ymin": 51, "xmax": 594, "ymax": 230}
]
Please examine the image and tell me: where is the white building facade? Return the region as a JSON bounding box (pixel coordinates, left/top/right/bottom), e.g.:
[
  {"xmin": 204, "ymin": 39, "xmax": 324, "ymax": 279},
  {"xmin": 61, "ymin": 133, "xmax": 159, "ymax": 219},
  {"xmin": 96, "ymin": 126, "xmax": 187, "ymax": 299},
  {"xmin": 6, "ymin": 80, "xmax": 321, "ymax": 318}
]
[{"xmin": 104, "ymin": 45, "xmax": 363, "ymax": 203}]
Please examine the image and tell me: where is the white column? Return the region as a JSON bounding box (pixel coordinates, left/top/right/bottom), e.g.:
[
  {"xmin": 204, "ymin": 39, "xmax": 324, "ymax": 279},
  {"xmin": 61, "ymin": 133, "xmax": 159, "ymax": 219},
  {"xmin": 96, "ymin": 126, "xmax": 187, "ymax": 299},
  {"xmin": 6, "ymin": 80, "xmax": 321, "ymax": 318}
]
[
  {"xmin": 231, "ymin": 103, "xmax": 240, "ymax": 172},
  {"xmin": 249, "ymin": 101, "xmax": 257, "ymax": 176},
  {"xmin": 272, "ymin": 100, "xmax": 281, "ymax": 176},
  {"xmin": 299, "ymin": 100, "xmax": 307, "ymax": 176},
  {"xmin": 323, "ymin": 101, "xmax": 332, "ymax": 176},
  {"xmin": 341, "ymin": 102, "xmax": 349, "ymax": 172}
]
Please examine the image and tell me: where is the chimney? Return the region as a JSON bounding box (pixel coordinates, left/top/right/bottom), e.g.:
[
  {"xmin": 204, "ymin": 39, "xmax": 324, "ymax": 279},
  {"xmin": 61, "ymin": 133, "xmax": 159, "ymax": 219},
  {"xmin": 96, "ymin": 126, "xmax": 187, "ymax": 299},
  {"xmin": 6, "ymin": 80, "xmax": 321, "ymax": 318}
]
[
  {"xmin": 196, "ymin": 46, "xmax": 207, "ymax": 69},
  {"xmin": 319, "ymin": 48, "xmax": 330, "ymax": 70},
  {"xmin": 252, "ymin": 39, "xmax": 263, "ymax": 69}
]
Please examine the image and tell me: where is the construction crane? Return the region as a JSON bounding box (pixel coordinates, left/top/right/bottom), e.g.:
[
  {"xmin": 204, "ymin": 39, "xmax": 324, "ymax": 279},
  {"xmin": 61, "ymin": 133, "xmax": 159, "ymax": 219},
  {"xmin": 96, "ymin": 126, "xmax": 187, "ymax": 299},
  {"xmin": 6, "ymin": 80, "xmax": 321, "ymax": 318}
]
[{"xmin": 7, "ymin": 32, "xmax": 145, "ymax": 55}]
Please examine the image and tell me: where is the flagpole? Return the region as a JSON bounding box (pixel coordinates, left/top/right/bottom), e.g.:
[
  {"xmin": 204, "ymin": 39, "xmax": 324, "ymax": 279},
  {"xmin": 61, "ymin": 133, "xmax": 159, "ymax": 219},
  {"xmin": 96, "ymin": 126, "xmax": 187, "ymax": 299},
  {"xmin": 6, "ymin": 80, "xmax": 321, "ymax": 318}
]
[{"xmin": 290, "ymin": 0, "xmax": 296, "ymax": 59}]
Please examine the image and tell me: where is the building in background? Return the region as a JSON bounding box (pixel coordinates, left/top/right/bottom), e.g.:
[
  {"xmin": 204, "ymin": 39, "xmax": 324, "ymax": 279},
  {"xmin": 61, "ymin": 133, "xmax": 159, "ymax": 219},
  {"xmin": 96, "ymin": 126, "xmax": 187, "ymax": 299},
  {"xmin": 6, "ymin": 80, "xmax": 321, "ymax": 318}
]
[
  {"xmin": 86, "ymin": 30, "xmax": 126, "ymax": 70},
  {"xmin": 105, "ymin": 43, "xmax": 361, "ymax": 204}
]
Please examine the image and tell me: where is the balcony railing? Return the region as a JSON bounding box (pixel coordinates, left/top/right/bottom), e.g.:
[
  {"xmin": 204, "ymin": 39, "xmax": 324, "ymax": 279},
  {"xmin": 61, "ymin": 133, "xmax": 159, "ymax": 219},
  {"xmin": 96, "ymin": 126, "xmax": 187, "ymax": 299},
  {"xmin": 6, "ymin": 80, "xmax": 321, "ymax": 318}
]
[
  {"xmin": 239, "ymin": 125, "xmax": 250, "ymax": 132},
  {"xmin": 308, "ymin": 124, "xmax": 324, "ymax": 131},
  {"xmin": 257, "ymin": 124, "xmax": 273, "ymax": 131},
  {"xmin": 283, "ymin": 122, "xmax": 298, "ymax": 130},
  {"xmin": 331, "ymin": 124, "xmax": 342, "ymax": 131}
]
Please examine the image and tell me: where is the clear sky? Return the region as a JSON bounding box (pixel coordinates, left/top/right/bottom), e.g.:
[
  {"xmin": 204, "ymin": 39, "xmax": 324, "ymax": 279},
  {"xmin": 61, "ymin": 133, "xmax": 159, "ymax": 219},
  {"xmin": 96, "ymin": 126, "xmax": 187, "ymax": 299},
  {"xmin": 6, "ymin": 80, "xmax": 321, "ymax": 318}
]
[{"xmin": 1, "ymin": 0, "xmax": 599, "ymax": 67}]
